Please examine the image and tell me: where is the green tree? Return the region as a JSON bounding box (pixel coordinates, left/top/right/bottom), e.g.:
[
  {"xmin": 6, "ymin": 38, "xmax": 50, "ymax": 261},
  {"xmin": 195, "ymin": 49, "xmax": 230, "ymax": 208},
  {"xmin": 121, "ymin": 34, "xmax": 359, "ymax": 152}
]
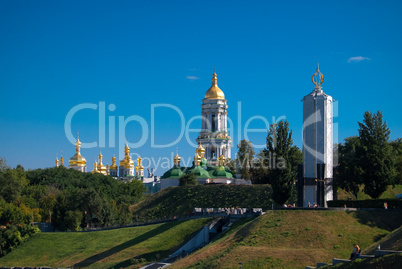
[
  {"xmin": 334, "ymin": 136, "xmax": 364, "ymax": 199},
  {"xmin": 358, "ymin": 111, "xmax": 396, "ymax": 199},
  {"xmin": 235, "ymin": 139, "xmax": 255, "ymax": 180},
  {"xmin": 264, "ymin": 120, "xmax": 301, "ymax": 205},
  {"xmin": 250, "ymin": 150, "xmax": 270, "ymax": 184},
  {"xmin": 0, "ymin": 169, "xmax": 29, "ymax": 203},
  {"xmin": 179, "ymin": 173, "xmax": 198, "ymax": 186},
  {"xmin": 390, "ymin": 138, "xmax": 402, "ymax": 184},
  {"xmin": 64, "ymin": 210, "xmax": 83, "ymax": 231},
  {"xmin": 0, "ymin": 157, "xmax": 10, "ymax": 173}
]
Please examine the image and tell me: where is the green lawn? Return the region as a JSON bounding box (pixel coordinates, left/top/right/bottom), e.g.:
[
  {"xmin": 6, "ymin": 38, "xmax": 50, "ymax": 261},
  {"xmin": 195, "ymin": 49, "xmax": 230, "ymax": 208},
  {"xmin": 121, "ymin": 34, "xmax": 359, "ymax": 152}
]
[{"xmin": 0, "ymin": 218, "xmax": 212, "ymax": 269}]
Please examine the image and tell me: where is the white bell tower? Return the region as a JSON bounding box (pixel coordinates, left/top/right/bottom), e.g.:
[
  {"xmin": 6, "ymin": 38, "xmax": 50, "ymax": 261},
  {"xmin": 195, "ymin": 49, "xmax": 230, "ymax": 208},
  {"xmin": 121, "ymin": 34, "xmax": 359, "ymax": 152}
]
[{"xmin": 196, "ymin": 72, "xmax": 232, "ymax": 165}]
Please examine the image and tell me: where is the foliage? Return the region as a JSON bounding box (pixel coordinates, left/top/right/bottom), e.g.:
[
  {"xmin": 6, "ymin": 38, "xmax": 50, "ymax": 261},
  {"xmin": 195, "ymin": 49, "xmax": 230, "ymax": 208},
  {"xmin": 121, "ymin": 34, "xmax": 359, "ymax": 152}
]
[
  {"xmin": 264, "ymin": 120, "xmax": 301, "ymax": 205},
  {"xmin": 390, "ymin": 138, "xmax": 402, "ymax": 185},
  {"xmin": 131, "ymin": 185, "xmax": 272, "ymax": 221},
  {"xmin": 249, "ymin": 150, "xmax": 270, "ymax": 184},
  {"xmin": 0, "ymin": 223, "xmax": 40, "ymax": 257},
  {"xmin": 334, "ymin": 136, "xmax": 364, "ymax": 199},
  {"xmin": 0, "ymin": 157, "xmax": 10, "ymax": 172},
  {"xmin": 0, "ymin": 168, "xmax": 29, "ymax": 203},
  {"xmin": 235, "ymin": 139, "xmax": 255, "ymax": 180},
  {"xmin": 65, "ymin": 210, "xmax": 83, "ymax": 231},
  {"xmin": 179, "ymin": 173, "xmax": 198, "ymax": 186},
  {"xmin": 358, "ymin": 111, "xmax": 396, "ymax": 198}
]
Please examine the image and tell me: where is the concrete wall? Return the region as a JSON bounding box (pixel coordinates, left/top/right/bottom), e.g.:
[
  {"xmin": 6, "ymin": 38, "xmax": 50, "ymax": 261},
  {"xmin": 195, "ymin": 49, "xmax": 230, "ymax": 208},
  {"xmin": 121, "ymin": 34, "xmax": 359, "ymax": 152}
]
[{"xmin": 170, "ymin": 226, "xmax": 209, "ymax": 257}]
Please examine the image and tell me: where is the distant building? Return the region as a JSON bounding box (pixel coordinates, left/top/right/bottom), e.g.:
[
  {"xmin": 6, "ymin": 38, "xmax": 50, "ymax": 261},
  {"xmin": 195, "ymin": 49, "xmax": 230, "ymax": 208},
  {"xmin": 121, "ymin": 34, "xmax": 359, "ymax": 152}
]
[{"xmin": 161, "ymin": 72, "xmax": 249, "ymax": 189}]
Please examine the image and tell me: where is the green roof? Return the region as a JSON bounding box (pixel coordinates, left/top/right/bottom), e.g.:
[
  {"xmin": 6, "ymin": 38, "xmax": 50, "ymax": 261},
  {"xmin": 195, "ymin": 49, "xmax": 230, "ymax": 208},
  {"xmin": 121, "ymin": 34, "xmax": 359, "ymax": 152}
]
[
  {"xmin": 209, "ymin": 166, "xmax": 234, "ymax": 178},
  {"xmin": 161, "ymin": 165, "xmax": 184, "ymax": 179},
  {"xmin": 188, "ymin": 165, "xmax": 211, "ymax": 179}
]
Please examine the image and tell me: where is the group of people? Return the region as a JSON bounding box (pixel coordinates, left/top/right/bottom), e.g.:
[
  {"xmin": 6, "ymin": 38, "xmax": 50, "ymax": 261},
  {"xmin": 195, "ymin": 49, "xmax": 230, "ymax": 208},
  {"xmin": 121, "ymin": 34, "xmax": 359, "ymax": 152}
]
[{"xmin": 350, "ymin": 244, "xmax": 361, "ymax": 260}]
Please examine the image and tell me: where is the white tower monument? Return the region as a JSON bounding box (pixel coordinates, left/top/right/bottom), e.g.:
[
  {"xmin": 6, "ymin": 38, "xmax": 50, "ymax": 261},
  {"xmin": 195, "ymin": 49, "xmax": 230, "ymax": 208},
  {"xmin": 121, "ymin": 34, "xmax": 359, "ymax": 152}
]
[
  {"xmin": 196, "ymin": 72, "xmax": 232, "ymax": 165},
  {"xmin": 300, "ymin": 64, "xmax": 333, "ymax": 207}
]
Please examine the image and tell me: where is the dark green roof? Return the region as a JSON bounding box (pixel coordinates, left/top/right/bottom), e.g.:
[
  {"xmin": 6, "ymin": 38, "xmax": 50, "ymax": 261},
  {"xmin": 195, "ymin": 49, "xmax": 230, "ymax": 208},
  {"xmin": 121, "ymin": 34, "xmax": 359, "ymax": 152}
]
[
  {"xmin": 188, "ymin": 165, "xmax": 211, "ymax": 179},
  {"xmin": 209, "ymin": 166, "xmax": 234, "ymax": 178},
  {"xmin": 161, "ymin": 165, "xmax": 184, "ymax": 179}
]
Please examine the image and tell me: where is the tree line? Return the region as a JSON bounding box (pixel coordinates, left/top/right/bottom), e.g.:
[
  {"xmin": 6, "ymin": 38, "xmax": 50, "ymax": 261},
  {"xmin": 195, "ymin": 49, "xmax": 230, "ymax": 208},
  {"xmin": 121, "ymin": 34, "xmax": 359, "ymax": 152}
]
[
  {"xmin": 233, "ymin": 111, "xmax": 401, "ymax": 204},
  {"xmin": 0, "ymin": 161, "xmax": 146, "ymax": 232}
]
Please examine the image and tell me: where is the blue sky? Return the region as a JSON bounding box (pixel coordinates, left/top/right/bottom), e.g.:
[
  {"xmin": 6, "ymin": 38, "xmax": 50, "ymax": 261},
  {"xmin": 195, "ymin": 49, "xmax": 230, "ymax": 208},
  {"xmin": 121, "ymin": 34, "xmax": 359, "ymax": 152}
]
[{"xmin": 1, "ymin": 0, "xmax": 401, "ymax": 174}]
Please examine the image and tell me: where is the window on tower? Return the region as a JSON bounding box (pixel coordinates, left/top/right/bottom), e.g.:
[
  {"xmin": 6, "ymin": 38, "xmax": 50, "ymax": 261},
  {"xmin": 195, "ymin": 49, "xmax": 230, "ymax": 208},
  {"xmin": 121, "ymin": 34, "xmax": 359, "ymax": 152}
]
[{"xmin": 212, "ymin": 114, "xmax": 216, "ymax": 132}]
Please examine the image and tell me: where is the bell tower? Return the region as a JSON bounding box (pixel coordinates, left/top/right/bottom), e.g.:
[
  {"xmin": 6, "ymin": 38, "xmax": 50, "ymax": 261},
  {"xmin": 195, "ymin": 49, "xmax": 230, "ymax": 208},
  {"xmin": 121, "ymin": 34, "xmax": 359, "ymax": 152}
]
[{"xmin": 196, "ymin": 72, "xmax": 232, "ymax": 165}]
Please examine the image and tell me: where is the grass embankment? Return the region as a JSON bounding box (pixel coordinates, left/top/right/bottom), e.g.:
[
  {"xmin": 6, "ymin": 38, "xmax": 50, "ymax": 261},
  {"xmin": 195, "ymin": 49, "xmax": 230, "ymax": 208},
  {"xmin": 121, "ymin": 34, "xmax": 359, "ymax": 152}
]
[
  {"xmin": 171, "ymin": 210, "xmax": 402, "ymax": 269},
  {"xmin": 0, "ymin": 218, "xmax": 211, "ymax": 269},
  {"xmin": 132, "ymin": 185, "xmax": 272, "ymax": 221}
]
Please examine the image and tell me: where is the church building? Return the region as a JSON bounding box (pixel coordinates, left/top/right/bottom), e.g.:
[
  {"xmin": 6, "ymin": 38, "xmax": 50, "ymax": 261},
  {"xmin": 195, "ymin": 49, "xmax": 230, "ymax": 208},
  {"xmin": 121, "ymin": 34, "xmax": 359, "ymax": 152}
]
[{"xmin": 161, "ymin": 72, "xmax": 244, "ymax": 189}]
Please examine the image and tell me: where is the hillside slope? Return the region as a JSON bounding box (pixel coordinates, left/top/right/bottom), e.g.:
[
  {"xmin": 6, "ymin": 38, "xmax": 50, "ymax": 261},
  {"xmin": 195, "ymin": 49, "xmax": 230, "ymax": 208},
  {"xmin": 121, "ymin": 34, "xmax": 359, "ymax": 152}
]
[
  {"xmin": 0, "ymin": 218, "xmax": 211, "ymax": 269},
  {"xmin": 171, "ymin": 210, "xmax": 402, "ymax": 269},
  {"xmin": 131, "ymin": 185, "xmax": 272, "ymax": 221}
]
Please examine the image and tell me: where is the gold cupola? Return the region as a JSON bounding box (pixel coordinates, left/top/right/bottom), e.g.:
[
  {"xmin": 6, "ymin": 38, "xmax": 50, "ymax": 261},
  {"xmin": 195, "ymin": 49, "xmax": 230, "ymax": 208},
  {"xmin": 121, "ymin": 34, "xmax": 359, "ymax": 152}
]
[
  {"xmin": 204, "ymin": 72, "xmax": 225, "ymax": 100},
  {"xmin": 92, "ymin": 161, "xmax": 99, "ymax": 173},
  {"xmin": 196, "ymin": 144, "xmax": 205, "ymax": 158},
  {"xmin": 218, "ymin": 154, "xmax": 225, "ymax": 166},
  {"xmin": 120, "ymin": 145, "xmax": 134, "ymax": 169},
  {"xmin": 194, "ymin": 153, "xmax": 202, "ymax": 166},
  {"xmin": 110, "ymin": 155, "xmax": 118, "ymax": 170},
  {"xmin": 136, "ymin": 155, "xmax": 144, "ymax": 171},
  {"xmin": 173, "ymin": 152, "xmax": 181, "ymax": 166},
  {"xmin": 97, "ymin": 152, "xmax": 107, "ymax": 175},
  {"xmin": 69, "ymin": 137, "xmax": 87, "ymax": 167},
  {"xmin": 55, "ymin": 156, "xmax": 59, "ymax": 168}
]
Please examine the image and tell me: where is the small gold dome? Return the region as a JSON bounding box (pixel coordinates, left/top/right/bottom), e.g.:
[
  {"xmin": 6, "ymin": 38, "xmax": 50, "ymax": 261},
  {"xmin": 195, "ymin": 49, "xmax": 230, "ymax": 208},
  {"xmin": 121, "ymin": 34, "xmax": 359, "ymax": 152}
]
[{"xmin": 204, "ymin": 72, "xmax": 225, "ymax": 100}]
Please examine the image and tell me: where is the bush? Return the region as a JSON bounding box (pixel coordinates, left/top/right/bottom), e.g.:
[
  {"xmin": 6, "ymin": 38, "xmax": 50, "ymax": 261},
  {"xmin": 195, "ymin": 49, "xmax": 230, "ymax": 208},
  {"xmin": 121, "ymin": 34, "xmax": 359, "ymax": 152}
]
[{"xmin": 0, "ymin": 224, "xmax": 40, "ymax": 256}]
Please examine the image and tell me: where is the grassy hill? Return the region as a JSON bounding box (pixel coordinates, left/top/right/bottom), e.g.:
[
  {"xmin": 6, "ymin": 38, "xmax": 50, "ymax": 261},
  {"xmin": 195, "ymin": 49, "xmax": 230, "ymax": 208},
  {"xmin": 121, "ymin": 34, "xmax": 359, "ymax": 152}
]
[
  {"xmin": 131, "ymin": 185, "xmax": 272, "ymax": 221},
  {"xmin": 364, "ymin": 225, "xmax": 402, "ymax": 254},
  {"xmin": 170, "ymin": 210, "xmax": 402, "ymax": 269},
  {"xmin": 0, "ymin": 218, "xmax": 211, "ymax": 269}
]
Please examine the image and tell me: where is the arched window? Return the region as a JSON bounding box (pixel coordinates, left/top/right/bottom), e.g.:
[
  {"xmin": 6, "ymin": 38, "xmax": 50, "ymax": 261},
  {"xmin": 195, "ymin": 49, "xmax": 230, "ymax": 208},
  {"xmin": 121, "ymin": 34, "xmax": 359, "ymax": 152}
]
[
  {"xmin": 211, "ymin": 148, "xmax": 216, "ymax": 159},
  {"xmin": 212, "ymin": 114, "xmax": 216, "ymax": 132}
]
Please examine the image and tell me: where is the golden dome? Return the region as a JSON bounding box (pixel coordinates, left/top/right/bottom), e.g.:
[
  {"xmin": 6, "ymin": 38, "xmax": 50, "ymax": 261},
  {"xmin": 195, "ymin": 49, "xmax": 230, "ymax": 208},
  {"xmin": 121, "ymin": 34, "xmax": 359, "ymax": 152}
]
[
  {"xmin": 69, "ymin": 137, "xmax": 87, "ymax": 166},
  {"xmin": 173, "ymin": 153, "xmax": 181, "ymax": 166},
  {"xmin": 196, "ymin": 144, "xmax": 205, "ymax": 158},
  {"xmin": 194, "ymin": 153, "xmax": 201, "ymax": 166},
  {"xmin": 136, "ymin": 155, "xmax": 144, "ymax": 171},
  {"xmin": 204, "ymin": 72, "xmax": 225, "ymax": 100},
  {"xmin": 110, "ymin": 155, "xmax": 118, "ymax": 170}
]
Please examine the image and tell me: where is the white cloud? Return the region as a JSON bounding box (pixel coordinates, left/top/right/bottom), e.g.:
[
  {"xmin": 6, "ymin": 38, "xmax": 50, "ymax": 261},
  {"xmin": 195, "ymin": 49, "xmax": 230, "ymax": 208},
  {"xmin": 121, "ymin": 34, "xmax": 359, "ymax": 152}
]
[
  {"xmin": 186, "ymin": 76, "xmax": 199, "ymax": 80},
  {"xmin": 347, "ymin": 56, "xmax": 371, "ymax": 63}
]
